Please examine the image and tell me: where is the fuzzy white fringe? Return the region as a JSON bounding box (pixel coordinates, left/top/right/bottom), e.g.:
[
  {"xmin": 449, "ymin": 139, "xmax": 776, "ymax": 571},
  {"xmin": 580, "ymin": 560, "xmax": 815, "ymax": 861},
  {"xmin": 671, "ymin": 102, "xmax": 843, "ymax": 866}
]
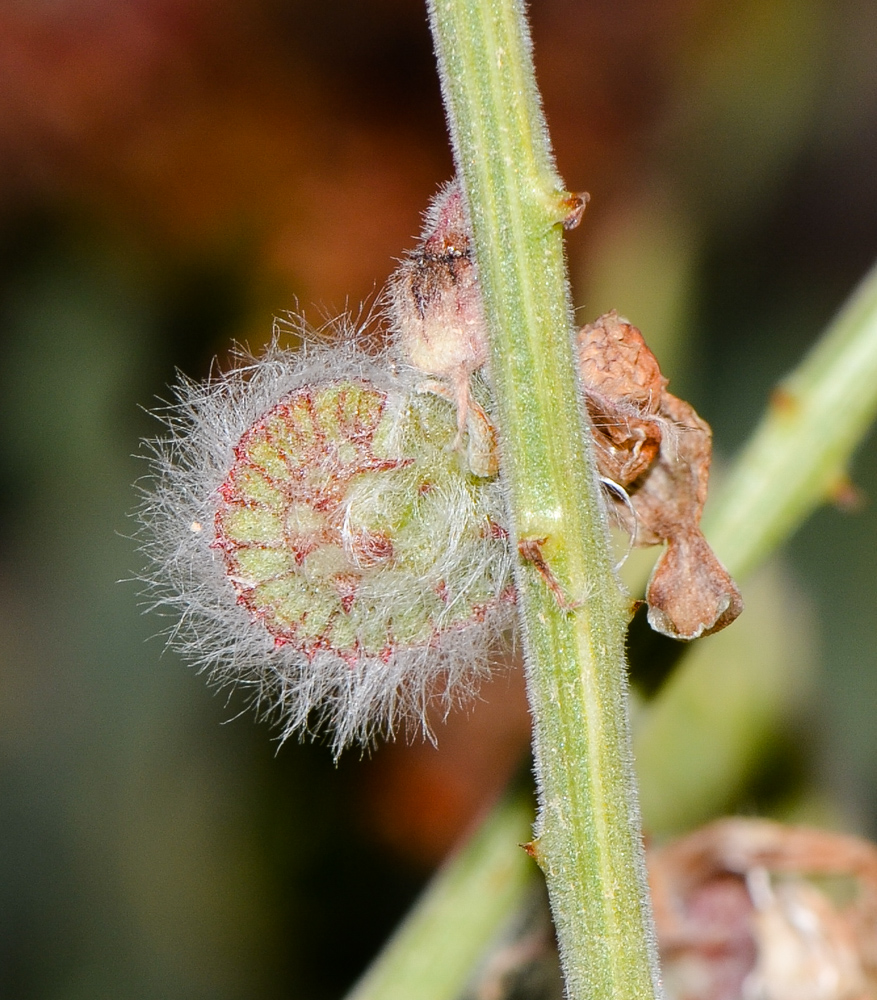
[{"xmin": 137, "ymin": 317, "xmax": 514, "ymax": 755}]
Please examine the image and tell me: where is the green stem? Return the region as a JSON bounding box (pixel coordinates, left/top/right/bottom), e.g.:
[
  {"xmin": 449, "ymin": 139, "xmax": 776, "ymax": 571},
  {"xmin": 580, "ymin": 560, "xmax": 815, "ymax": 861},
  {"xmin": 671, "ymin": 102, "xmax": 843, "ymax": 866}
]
[
  {"xmin": 703, "ymin": 258, "xmax": 877, "ymax": 577},
  {"xmin": 344, "ymin": 210, "xmax": 877, "ymax": 1000},
  {"xmin": 345, "ymin": 792, "xmax": 534, "ymax": 1000},
  {"xmin": 426, "ymin": 2, "xmax": 661, "ymax": 999}
]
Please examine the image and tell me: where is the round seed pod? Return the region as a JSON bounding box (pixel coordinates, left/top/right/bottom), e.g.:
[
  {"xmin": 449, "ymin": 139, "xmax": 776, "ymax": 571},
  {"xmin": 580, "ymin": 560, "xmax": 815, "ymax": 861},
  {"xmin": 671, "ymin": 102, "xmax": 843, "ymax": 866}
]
[{"xmin": 138, "ymin": 331, "xmax": 514, "ymax": 754}]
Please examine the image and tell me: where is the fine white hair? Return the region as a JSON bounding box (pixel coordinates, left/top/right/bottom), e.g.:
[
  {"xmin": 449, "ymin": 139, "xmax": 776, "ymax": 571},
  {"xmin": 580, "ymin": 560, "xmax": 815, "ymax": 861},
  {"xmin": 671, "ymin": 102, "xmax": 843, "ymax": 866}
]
[{"xmin": 136, "ymin": 315, "xmax": 514, "ymax": 755}]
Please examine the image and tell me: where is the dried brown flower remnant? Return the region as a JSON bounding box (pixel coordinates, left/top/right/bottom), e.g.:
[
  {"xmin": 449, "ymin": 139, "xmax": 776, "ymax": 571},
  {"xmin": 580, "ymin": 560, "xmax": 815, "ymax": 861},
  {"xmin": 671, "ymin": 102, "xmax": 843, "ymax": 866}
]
[
  {"xmin": 649, "ymin": 818, "xmax": 877, "ymax": 1000},
  {"xmin": 578, "ymin": 311, "xmax": 666, "ymax": 486},
  {"xmin": 387, "ymin": 180, "xmax": 497, "ymax": 476},
  {"xmin": 578, "ymin": 311, "xmax": 743, "ymax": 639}
]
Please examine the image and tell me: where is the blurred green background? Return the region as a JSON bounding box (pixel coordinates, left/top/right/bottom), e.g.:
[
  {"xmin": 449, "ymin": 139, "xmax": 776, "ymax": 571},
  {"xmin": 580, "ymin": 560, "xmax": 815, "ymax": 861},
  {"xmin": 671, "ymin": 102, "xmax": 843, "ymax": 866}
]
[{"xmin": 1, "ymin": 1, "xmax": 876, "ymax": 997}]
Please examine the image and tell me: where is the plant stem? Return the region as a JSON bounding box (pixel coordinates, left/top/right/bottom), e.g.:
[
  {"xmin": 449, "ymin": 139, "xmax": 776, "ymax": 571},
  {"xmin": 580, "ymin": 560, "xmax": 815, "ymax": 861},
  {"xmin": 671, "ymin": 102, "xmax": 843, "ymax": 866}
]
[
  {"xmin": 427, "ymin": 2, "xmax": 662, "ymax": 998},
  {"xmin": 345, "ymin": 791, "xmax": 534, "ymax": 1000},
  {"xmin": 703, "ymin": 258, "xmax": 877, "ymax": 578},
  {"xmin": 344, "ymin": 244, "xmax": 877, "ymax": 1000}
]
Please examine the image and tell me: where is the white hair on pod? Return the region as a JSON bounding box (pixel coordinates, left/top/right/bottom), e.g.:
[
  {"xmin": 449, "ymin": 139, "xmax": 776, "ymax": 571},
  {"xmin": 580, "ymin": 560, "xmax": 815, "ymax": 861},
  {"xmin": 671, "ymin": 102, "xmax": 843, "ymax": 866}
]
[{"xmin": 136, "ymin": 313, "xmax": 514, "ymax": 755}]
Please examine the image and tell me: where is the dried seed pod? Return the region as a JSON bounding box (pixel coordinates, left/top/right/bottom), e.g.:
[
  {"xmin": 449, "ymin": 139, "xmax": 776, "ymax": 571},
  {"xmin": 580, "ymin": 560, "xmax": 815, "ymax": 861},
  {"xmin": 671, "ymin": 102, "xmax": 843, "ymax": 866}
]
[
  {"xmin": 578, "ymin": 311, "xmax": 743, "ymax": 639},
  {"xmin": 138, "ymin": 331, "xmax": 514, "ymax": 754}
]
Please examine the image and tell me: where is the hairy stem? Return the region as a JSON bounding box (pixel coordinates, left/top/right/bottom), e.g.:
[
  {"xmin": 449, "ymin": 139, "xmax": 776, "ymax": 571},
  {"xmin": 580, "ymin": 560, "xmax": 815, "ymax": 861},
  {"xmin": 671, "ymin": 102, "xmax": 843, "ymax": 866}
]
[
  {"xmin": 343, "ymin": 166, "xmax": 877, "ymax": 1000},
  {"xmin": 426, "ymin": 2, "xmax": 662, "ymax": 998}
]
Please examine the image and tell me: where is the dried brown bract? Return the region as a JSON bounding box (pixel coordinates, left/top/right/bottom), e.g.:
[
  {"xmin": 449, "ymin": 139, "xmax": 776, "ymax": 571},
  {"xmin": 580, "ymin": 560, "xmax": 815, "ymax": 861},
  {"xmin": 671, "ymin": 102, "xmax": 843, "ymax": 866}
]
[
  {"xmin": 578, "ymin": 311, "xmax": 743, "ymax": 639},
  {"xmin": 578, "ymin": 311, "xmax": 666, "ymax": 486},
  {"xmin": 649, "ymin": 818, "xmax": 877, "ymax": 1000}
]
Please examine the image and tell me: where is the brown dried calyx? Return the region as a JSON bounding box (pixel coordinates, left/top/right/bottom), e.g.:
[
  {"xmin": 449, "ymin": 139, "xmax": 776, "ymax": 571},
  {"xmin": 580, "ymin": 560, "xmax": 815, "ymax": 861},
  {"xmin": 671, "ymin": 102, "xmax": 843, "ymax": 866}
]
[{"xmin": 578, "ymin": 311, "xmax": 743, "ymax": 639}]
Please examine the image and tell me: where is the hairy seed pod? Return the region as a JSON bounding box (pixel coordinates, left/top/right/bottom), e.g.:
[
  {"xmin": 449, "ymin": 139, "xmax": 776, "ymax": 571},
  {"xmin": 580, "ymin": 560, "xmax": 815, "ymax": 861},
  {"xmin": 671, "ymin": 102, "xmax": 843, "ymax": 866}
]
[{"xmin": 138, "ymin": 329, "xmax": 514, "ymax": 754}]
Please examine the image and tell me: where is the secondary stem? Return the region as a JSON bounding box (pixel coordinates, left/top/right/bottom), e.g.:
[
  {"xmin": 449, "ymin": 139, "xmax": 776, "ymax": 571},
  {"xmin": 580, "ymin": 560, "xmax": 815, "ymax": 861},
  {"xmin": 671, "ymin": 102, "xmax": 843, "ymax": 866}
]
[
  {"xmin": 427, "ymin": 1, "xmax": 662, "ymax": 998},
  {"xmin": 704, "ymin": 258, "xmax": 877, "ymax": 578},
  {"xmin": 345, "ymin": 792, "xmax": 534, "ymax": 1000}
]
